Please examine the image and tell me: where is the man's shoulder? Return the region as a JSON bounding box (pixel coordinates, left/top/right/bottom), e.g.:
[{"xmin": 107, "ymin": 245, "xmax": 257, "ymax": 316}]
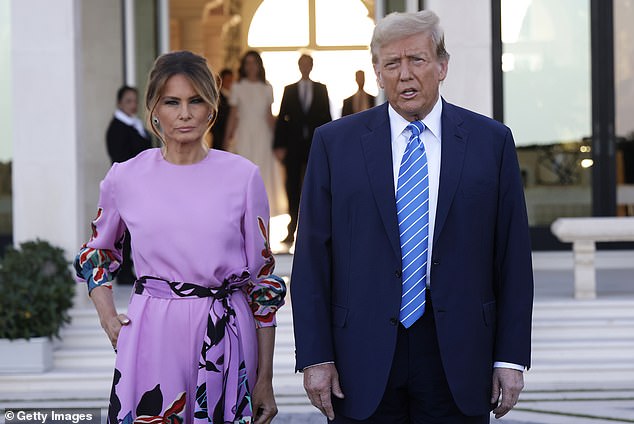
[
  {"xmin": 320, "ymin": 104, "xmax": 386, "ymax": 135},
  {"xmin": 443, "ymin": 101, "xmax": 508, "ymax": 132}
]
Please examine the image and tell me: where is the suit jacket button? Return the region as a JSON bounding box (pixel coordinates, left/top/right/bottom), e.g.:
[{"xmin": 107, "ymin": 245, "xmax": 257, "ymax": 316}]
[
  {"xmin": 389, "ymin": 317, "xmax": 398, "ymax": 326},
  {"xmin": 395, "ymin": 270, "xmax": 402, "ymax": 278}
]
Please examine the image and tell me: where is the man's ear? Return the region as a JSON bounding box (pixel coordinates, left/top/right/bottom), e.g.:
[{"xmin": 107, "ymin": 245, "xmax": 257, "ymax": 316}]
[
  {"xmin": 374, "ymin": 65, "xmax": 384, "ymax": 89},
  {"xmin": 438, "ymin": 59, "xmax": 449, "ymax": 82}
]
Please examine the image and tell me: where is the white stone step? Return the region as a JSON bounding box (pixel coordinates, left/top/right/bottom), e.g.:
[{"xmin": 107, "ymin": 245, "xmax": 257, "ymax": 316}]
[
  {"xmin": 532, "ymin": 348, "xmax": 634, "ymax": 362},
  {"xmin": 53, "ymin": 349, "xmax": 115, "ymax": 369},
  {"xmin": 0, "ymin": 370, "xmax": 113, "ymax": 394},
  {"xmin": 532, "ymin": 339, "xmax": 634, "ymax": 350},
  {"xmin": 57, "ymin": 328, "xmax": 112, "ymax": 349}
]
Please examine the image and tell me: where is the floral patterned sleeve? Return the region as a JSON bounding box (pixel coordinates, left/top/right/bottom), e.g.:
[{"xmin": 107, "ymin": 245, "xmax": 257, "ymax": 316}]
[
  {"xmin": 74, "ymin": 164, "xmax": 127, "ymax": 294},
  {"xmin": 242, "ymin": 166, "xmax": 286, "ymax": 329}
]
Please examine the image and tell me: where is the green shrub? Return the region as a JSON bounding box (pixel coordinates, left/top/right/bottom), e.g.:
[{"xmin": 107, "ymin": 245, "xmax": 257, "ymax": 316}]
[{"xmin": 0, "ymin": 239, "xmax": 74, "ymax": 340}]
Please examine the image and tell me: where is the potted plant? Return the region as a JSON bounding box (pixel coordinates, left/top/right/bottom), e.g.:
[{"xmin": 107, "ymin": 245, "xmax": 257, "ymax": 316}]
[{"xmin": 0, "ymin": 239, "xmax": 75, "ymax": 373}]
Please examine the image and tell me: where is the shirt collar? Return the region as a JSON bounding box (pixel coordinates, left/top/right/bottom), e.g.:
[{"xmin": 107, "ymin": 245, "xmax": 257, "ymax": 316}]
[
  {"xmin": 114, "ymin": 109, "xmax": 136, "ymax": 127},
  {"xmin": 388, "ymin": 96, "xmax": 443, "ymax": 141},
  {"xmin": 114, "ymin": 109, "xmax": 147, "ymax": 138}
]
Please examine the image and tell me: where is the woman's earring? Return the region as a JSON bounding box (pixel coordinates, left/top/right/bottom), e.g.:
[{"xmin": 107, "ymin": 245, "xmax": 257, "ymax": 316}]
[
  {"xmin": 207, "ymin": 113, "xmax": 213, "ymax": 121},
  {"xmin": 152, "ymin": 116, "xmax": 159, "ymax": 126}
]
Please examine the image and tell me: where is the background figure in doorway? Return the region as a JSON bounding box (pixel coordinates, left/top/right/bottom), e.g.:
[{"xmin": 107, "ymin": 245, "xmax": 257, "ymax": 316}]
[
  {"xmin": 105, "ymin": 85, "xmax": 152, "ymax": 284},
  {"xmin": 106, "ymin": 86, "xmax": 152, "ymax": 163},
  {"xmin": 211, "ymin": 68, "xmax": 234, "ymax": 150},
  {"xmin": 226, "ymin": 51, "xmax": 286, "ymax": 217},
  {"xmin": 274, "ymin": 53, "xmax": 332, "ymax": 245},
  {"xmin": 341, "ymin": 70, "xmax": 375, "ymax": 116}
]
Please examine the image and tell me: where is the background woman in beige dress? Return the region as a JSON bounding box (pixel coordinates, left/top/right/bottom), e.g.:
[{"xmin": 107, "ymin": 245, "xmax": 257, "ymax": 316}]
[{"xmin": 225, "ymin": 50, "xmax": 286, "ymax": 217}]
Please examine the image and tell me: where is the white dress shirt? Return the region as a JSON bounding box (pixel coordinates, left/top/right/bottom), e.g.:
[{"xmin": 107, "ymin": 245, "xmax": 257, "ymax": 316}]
[
  {"xmin": 389, "ymin": 97, "xmax": 442, "ymax": 288},
  {"xmin": 388, "ymin": 96, "xmax": 524, "ymax": 373},
  {"xmin": 114, "ymin": 109, "xmax": 148, "ymax": 138},
  {"xmin": 298, "ymin": 79, "xmax": 313, "ymax": 112}
]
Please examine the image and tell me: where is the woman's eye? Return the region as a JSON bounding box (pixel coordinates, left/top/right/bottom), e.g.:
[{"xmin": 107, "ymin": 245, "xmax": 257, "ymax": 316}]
[
  {"xmin": 191, "ymin": 98, "xmax": 204, "ymax": 104},
  {"xmin": 164, "ymin": 100, "xmax": 178, "ymax": 105}
]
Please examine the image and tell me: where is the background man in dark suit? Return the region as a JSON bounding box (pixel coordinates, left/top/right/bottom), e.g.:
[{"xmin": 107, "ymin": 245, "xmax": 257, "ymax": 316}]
[
  {"xmin": 341, "ymin": 70, "xmax": 375, "ymax": 116},
  {"xmin": 291, "ymin": 10, "xmax": 533, "ymax": 423},
  {"xmin": 274, "ymin": 54, "xmax": 332, "ymax": 245},
  {"xmin": 106, "ymin": 86, "xmax": 152, "ymax": 164},
  {"xmin": 105, "ymin": 85, "xmax": 152, "ymax": 284}
]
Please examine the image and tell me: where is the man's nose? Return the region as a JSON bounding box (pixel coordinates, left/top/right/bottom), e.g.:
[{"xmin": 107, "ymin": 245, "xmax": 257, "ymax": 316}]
[{"xmin": 399, "ymin": 62, "xmax": 412, "ymax": 80}]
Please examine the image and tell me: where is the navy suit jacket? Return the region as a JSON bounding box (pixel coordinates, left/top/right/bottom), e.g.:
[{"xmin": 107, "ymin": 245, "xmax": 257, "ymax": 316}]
[{"xmin": 291, "ymin": 100, "xmax": 534, "ymax": 419}]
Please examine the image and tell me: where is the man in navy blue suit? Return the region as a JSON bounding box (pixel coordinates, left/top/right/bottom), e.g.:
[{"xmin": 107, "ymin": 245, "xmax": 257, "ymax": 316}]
[{"xmin": 291, "ymin": 10, "xmax": 534, "ymax": 424}]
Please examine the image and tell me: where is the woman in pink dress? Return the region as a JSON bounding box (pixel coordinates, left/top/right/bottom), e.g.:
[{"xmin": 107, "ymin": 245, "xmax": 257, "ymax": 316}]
[{"xmin": 74, "ymin": 51, "xmax": 285, "ymax": 424}]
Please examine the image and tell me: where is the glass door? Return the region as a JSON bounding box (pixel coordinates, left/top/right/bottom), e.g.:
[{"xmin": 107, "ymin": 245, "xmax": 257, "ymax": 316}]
[{"xmin": 501, "ymin": 0, "xmax": 592, "ymax": 248}]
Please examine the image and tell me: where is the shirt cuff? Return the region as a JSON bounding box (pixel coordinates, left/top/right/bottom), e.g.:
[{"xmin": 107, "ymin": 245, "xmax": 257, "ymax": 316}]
[
  {"xmin": 302, "ymin": 361, "xmax": 335, "ymax": 372},
  {"xmin": 494, "ymin": 361, "xmax": 525, "ymax": 372}
]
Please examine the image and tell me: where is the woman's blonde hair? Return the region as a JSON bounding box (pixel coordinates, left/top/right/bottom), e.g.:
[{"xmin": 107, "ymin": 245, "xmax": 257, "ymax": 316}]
[{"xmin": 145, "ymin": 50, "xmax": 220, "ymax": 143}]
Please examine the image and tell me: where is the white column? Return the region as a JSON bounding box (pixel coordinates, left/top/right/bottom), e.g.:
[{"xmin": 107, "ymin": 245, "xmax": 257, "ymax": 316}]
[
  {"xmin": 374, "ymin": 0, "xmax": 385, "ymax": 20},
  {"xmin": 11, "ymin": 0, "xmax": 82, "ymax": 258},
  {"xmin": 157, "ymin": 0, "xmax": 170, "ymax": 55},
  {"xmin": 11, "ymin": 0, "xmax": 121, "ymax": 257},
  {"xmin": 425, "ymin": 0, "xmax": 493, "ymax": 117},
  {"xmin": 374, "ymin": 0, "xmax": 386, "ymax": 105},
  {"xmin": 405, "ymin": 0, "xmax": 420, "ymax": 12},
  {"xmin": 124, "ymin": 0, "xmax": 136, "ymax": 85}
]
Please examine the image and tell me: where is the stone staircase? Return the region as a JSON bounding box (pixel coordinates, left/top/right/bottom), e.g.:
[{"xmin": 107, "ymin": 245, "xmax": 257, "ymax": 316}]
[
  {"xmin": 2, "ymin": 295, "xmax": 633, "ymax": 413},
  {"xmin": 526, "ymin": 299, "xmax": 634, "ymax": 391},
  {"xmin": 2, "ymin": 252, "xmax": 634, "ymax": 422}
]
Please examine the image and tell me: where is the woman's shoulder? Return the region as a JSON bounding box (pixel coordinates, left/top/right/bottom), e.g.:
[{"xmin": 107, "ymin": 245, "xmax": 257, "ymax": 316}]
[
  {"xmin": 110, "ymin": 148, "xmax": 159, "ymax": 175},
  {"xmin": 209, "ymin": 149, "xmax": 258, "ymax": 173}
]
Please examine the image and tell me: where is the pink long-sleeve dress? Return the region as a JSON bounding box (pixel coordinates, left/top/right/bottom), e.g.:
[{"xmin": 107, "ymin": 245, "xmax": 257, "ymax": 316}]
[{"xmin": 74, "ymin": 148, "xmax": 286, "ymax": 424}]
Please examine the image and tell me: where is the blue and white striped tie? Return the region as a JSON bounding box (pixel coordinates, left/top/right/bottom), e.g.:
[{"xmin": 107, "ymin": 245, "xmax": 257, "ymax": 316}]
[{"xmin": 397, "ymin": 120, "xmax": 428, "ymax": 328}]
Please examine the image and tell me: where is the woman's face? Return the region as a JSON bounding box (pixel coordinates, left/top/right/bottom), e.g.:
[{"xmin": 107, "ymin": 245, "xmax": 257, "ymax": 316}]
[
  {"xmin": 118, "ymin": 90, "xmax": 138, "ymax": 117},
  {"xmin": 154, "ymin": 74, "xmax": 212, "ymax": 146},
  {"xmin": 243, "ymin": 55, "xmax": 260, "ymax": 80}
]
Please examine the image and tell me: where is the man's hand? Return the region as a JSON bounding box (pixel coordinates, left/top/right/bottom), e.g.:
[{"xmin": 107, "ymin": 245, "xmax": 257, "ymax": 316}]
[
  {"xmin": 491, "ymin": 368, "xmax": 524, "ymax": 419},
  {"xmin": 303, "ymin": 363, "xmax": 345, "ymax": 420}
]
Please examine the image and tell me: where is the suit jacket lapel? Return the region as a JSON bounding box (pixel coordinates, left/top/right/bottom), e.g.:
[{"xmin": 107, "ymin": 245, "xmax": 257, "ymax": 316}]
[
  {"xmin": 360, "ymin": 104, "xmax": 401, "ymax": 259},
  {"xmin": 434, "ymin": 100, "xmax": 467, "ymax": 245}
]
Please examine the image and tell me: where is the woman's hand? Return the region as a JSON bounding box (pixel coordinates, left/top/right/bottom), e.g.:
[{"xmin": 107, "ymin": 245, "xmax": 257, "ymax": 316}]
[
  {"xmin": 101, "ymin": 313, "xmax": 130, "ymax": 350},
  {"xmin": 251, "ymin": 378, "xmax": 278, "ymax": 424},
  {"xmin": 89, "ymin": 286, "xmax": 129, "ymax": 352}
]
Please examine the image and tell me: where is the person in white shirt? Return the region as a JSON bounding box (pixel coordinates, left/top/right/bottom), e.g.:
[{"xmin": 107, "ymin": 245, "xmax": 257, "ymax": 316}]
[{"xmin": 105, "ymin": 85, "xmax": 152, "ymax": 284}]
